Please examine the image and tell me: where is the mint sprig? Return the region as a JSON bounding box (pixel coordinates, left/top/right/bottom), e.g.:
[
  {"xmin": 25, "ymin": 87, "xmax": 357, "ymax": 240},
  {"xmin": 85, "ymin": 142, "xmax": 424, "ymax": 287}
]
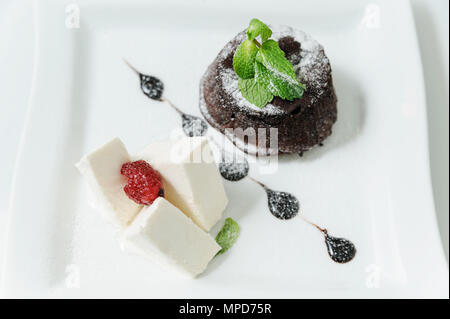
[
  {"xmin": 232, "ymin": 19, "xmax": 305, "ymax": 108},
  {"xmin": 215, "ymin": 217, "xmax": 240, "ymax": 256}
]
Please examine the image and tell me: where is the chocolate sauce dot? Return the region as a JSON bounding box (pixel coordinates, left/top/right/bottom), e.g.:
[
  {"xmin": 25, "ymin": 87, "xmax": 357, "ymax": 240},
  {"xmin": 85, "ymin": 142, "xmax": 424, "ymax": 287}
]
[
  {"xmin": 124, "ymin": 60, "xmax": 207, "ymax": 137},
  {"xmin": 139, "ymin": 74, "xmax": 164, "ymax": 100},
  {"xmin": 181, "ymin": 114, "xmax": 208, "ymax": 137},
  {"xmin": 265, "ymin": 188, "xmax": 299, "ymax": 220},
  {"xmin": 219, "ymin": 157, "xmax": 249, "ymax": 181},
  {"xmin": 324, "ymin": 232, "xmax": 356, "ymax": 263}
]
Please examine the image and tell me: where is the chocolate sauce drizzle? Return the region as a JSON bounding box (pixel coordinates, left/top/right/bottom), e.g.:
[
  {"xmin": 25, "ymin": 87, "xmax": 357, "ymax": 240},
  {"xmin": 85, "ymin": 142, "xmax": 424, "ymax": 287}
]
[
  {"xmin": 139, "ymin": 73, "xmax": 164, "ymax": 100},
  {"xmin": 250, "ymin": 177, "xmax": 356, "ymax": 263},
  {"xmin": 218, "ymin": 153, "xmax": 250, "ymax": 182},
  {"xmin": 300, "ymin": 217, "xmax": 356, "ymax": 263},
  {"xmin": 124, "ymin": 59, "xmax": 208, "ymax": 137},
  {"xmin": 249, "ymin": 177, "xmax": 299, "ymax": 220},
  {"xmin": 324, "ymin": 231, "xmax": 356, "ymax": 263}
]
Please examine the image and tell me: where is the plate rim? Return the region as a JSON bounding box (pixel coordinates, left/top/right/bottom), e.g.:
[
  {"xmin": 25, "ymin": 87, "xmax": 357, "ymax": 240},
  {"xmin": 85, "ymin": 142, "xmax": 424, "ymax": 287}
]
[{"xmin": 1, "ymin": 0, "xmax": 448, "ymax": 298}]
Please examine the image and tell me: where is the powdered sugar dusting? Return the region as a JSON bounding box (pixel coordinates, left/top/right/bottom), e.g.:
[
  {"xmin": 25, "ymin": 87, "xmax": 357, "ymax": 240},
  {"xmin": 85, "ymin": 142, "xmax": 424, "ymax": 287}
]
[{"xmin": 276, "ymin": 25, "xmax": 330, "ymax": 96}]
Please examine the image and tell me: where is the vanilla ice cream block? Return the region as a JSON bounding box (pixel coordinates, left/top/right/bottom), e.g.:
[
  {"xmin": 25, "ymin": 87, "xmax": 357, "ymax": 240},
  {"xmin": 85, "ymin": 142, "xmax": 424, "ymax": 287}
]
[
  {"xmin": 76, "ymin": 138, "xmax": 142, "ymax": 227},
  {"xmin": 138, "ymin": 137, "xmax": 228, "ymax": 231},
  {"xmin": 122, "ymin": 197, "xmax": 221, "ymax": 277}
]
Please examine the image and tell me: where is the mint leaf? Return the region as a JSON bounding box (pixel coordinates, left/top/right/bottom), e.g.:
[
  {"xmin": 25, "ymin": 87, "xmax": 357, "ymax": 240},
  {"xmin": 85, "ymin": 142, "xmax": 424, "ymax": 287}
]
[
  {"xmin": 256, "ymin": 40, "xmax": 298, "ymax": 80},
  {"xmin": 255, "ymin": 61, "xmax": 304, "ymax": 101},
  {"xmin": 233, "ymin": 39, "xmax": 259, "ymax": 79},
  {"xmin": 215, "ymin": 217, "xmax": 240, "ymax": 255},
  {"xmin": 246, "ymin": 18, "xmax": 272, "ymax": 42},
  {"xmin": 238, "ymin": 77, "xmax": 273, "ymax": 107},
  {"xmin": 254, "ymin": 40, "xmax": 305, "ymax": 100}
]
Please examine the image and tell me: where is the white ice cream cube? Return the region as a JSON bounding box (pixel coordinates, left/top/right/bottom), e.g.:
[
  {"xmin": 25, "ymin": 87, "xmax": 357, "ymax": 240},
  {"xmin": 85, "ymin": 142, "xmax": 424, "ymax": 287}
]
[
  {"xmin": 138, "ymin": 137, "xmax": 228, "ymax": 231},
  {"xmin": 122, "ymin": 197, "xmax": 221, "ymax": 277},
  {"xmin": 76, "ymin": 137, "xmax": 141, "ymax": 227}
]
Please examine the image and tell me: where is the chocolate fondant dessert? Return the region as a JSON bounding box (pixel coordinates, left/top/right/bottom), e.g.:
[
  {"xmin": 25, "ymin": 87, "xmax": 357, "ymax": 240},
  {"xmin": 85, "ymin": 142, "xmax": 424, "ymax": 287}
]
[{"xmin": 199, "ymin": 25, "xmax": 337, "ymax": 155}]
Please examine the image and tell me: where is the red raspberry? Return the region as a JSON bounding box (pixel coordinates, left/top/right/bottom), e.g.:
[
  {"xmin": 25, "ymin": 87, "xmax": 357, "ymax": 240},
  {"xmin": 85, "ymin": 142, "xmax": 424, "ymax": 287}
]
[{"xmin": 121, "ymin": 160, "xmax": 164, "ymax": 205}]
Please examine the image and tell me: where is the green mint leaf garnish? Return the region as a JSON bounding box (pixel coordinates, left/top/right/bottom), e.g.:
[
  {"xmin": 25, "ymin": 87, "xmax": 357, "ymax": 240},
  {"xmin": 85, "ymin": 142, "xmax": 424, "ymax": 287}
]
[
  {"xmin": 256, "ymin": 40, "xmax": 297, "ymax": 80},
  {"xmin": 232, "ymin": 19, "xmax": 305, "ymax": 107},
  {"xmin": 215, "ymin": 217, "xmax": 240, "ymax": 256},
  {"xmin": 238, "ymin": 77, "xmax": 274, "ymax": 107},
  {"xmin": 246, "ymin": 18, "xmax": 272, "ymax": 42},
  {"xmin": 255, "ymin": 60, "xmax": 305, "ymax": 101},
  {"xmin": 233, "ymin": 39, "xmax": 259, "ymax": 79}
]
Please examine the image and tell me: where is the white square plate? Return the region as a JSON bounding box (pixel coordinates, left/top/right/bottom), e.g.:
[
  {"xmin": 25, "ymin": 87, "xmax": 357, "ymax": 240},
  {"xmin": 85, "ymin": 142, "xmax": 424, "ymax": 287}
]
[{"xmin": 1, "ymin": 0, "xmax": 448, "ymax": 298}]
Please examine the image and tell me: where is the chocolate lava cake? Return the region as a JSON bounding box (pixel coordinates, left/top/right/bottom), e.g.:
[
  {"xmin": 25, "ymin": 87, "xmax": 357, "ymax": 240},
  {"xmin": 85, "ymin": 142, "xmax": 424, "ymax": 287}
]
[{"xmin": 199, "ymin": 26, "xmax": 337, "ymax": 155}]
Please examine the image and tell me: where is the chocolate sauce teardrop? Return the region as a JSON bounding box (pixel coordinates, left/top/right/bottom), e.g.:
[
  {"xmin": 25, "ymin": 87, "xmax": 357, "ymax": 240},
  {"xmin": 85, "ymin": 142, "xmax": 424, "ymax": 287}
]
[
  {"xmin": 300, "ymin": 218, "xmax": 357, "ymax": 264},
  {"xmin": 218, "ymin": 156, "xmax": 249, "ymax": 181},
  {"xmin": 181, "ymin": 113, "xmax": 208, "ymax": 137},
  {"xmin": 266, "ymin": 188, "xmax": 299, "ymax": 220},
  {"xmin": 323, "ymin": 231, "xmax": 356, "ymax": 263},
  {"xmin": 250, "ymin": 178, "xmax": 299, "ymax": 220},
  {"xmin": 123, "ymin": 59, "xmax": 164, "ymax": 100},
  {"xmin": 139, "ymin": 73, "xmax": 164, "ymax": 100}
]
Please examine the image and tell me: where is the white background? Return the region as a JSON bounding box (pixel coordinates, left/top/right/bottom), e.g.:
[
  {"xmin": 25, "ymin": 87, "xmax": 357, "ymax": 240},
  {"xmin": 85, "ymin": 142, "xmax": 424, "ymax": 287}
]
[{"xmin": 0, "ymin": 0, "xmax": 448, "ymax": 272}]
